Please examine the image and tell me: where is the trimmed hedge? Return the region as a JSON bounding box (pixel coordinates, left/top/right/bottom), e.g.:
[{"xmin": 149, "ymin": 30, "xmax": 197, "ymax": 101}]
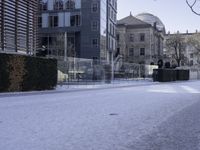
[
  {"xmin": 176, "ymin": 69, "xmax": 190, "ymax": 81},
  {"xmin": 0, "ymin": 54, "xmax": 10, "ymax": 92},
  {"xmin": 153, "ymin": 69, "xmax": 189, "ymax": 82},
  {"xmin": 0, "ymin": 53, "xmax": 57, "ymax": 92},
  {"xmin": 153, "ymin": 69, "xmax": 176, "ymax": 82}
]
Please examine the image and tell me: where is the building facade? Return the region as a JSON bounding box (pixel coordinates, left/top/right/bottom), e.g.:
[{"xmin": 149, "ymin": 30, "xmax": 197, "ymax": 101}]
[
  {"xmin": 38, "ymin": 0, "xmax": 117, "ymax": 62},
  {"xmin": 164, "ymin": 31, "xmax": 200, "ymax": 66},
  {"xmin": 116, "ymin": 13, "xmax": 165, "ymax": 65},
  {"xmin": 0, "ymin": 0, "xmax": 38, "ymax": 54}
]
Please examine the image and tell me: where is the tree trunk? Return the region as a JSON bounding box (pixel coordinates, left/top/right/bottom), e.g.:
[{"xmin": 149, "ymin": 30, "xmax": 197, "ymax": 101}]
[{"xmin": 177, "ymin": 59, "xmax": 181, "ymax": 67}]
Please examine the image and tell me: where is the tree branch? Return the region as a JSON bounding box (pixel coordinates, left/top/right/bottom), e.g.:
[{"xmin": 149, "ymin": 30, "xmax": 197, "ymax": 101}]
[{"xmin": 186, "ymin": 0, "xmax": 200, "ymax": 16}]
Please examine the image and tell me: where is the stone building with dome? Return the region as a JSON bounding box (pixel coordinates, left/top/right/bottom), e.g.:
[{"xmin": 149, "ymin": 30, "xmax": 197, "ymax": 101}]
[{"xmin": 116, "ymin": 12, "xmax": 165, "ymax": 64}]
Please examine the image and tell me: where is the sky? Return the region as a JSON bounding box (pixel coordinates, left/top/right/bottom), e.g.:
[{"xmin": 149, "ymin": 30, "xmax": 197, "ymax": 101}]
[{"xmin": 117, "ymin": 0, "xmax": 200, "ymax": 33}]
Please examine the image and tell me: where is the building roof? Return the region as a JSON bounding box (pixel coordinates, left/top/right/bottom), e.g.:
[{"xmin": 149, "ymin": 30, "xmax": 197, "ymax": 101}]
[
  {"xmin": 117, "ymin": 14, "xmax": 150, "ymax": 26},
  {"xmin": 135, "ymin": 13, "xmax": 165, "ymax": 32}
]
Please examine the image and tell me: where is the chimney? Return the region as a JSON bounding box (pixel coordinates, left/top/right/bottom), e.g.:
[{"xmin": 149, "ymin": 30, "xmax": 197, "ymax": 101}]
[{"xmin": 153, "ymin": 22, "xmax": 157, "ymax": 29}]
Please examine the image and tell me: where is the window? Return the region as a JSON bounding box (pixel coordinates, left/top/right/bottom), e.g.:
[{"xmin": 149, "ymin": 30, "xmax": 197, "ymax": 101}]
[
  {"xmin": 129, "ymin": 48, "xmax": 134, "ymax": 57},
  {"xmin": 91, "ymin": 3, "xmax": 98, "ymax": 13},
  {"xmin": 111, "ymin": 39, "xmax": 114, "ymax": 50},
  {"xmin": 65, "ymin": 0, "xmax": 75, "ymax": 10},
  {"xmin": 111, "ymin": 10, "xmax": 114, "ymax": 20},
  {"xmin": 115, "ymin": 1, "xmax": 117, "ymax": 9},
  {"xmin": 39, "ymin": 0, "xmax": 43, "ymax": 10},
  {"xmin": 112, "ymin": 0, "xmax": 115, "ymax": 6},
  {"xmin": 108, "ymin": 37, "xmax": 111, "ymax": 49},
  {"xmin": 116, "ymin": 34, "xmax": 120, "ymax": 41},
  {"xmin": 108, "ymin": 6, "xmax": 110, "ymax": 18},
  {"xmin": 116, "ymin": 48, "xmax": 120, "ymax": 57},
  {"xmin": 70, "ymin": 15, "xmax": 81, "ymax": 26},
  {"xmin": 140, "ymin": 33, "xmax": 145, "ymax": 42},
  {"xmin": 140, "ymin": 48, "xmax": 145, "ymax": 56},
  {"xmin": 110, "ymin": 23, "xmax": 112, "ymax": 34},
  {"xmin": 129, "ymin": 34, "xmax": 134, "ymax": 42},
  {"xmin": 190, "ymin": 60, "xmax": 194, "ymax": 66},
  {"xmin": 113, "ymin": 26, "xmax": 115, "ymax": 36},
  {"xmin": 91, "ymin": 21, "xmax": 98, "ymax": 31},
  {"xmin": 114, "ymin": 13, "xmax": 116, "ymax": 22},
  {"xmin": 92, "ymin": 39, "xmax": 98, "ymax": 48},
  {"xmin": 190, "ymin": 53, "xmax": 194, "ymax": 58},
  {"xmin": 49, "ymin": 15, "xmax": 58, "ymax": 27},
  {"xmin": 38, "ymin": 16, "xmax": 42, "ymax": 28},
  {"xmin": 54, "ymin": 0, "xmax": 63, "ymax": 10},
  {"xmin": 39, "ymin": 0, "xmax": 48, "ymax": 11}
]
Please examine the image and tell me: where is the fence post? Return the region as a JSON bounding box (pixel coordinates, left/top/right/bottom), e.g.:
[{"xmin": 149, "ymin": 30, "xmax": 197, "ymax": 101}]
[{"xmin": 64, "ymin": 32, "xmax": 67, "ymax": 62}]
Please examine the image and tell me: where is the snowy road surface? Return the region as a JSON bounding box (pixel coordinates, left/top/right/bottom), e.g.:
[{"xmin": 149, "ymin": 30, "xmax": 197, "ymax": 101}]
[{"xmin": 0, "ymin": 81, "xmax": 200, "ymax": 150}]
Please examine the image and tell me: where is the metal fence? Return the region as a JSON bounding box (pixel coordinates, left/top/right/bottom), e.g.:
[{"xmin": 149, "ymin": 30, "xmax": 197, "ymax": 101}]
[{"xmin": 57, "ymin": 57, "xmax": 158, "ymax": 85}]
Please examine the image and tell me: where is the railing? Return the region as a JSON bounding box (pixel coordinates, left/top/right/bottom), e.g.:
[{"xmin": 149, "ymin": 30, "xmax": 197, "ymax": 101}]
[{"xmin": 57, "ymin": 57, "xmax": 158, "ymax": 85}]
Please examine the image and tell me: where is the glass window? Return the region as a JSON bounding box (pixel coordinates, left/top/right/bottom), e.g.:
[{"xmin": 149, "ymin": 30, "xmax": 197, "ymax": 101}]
[
  {"xmin": 91, "ymin": 3, "xmax": 98, "ymax": 13},
  {"xmin": 114, "ymin": 13, "xmax": 116, "ymax": 22},
  {"xmin": 190, "ymin": 53, "xmax": 194, "ymax": 58},
  {"xmin": 115, "ymin": 1, "xmax": 117, "ymax": 10},
  {"xmin": 92, "ymin": 38, "xmax": 98, "ymax": 48},
  {"xmin": 91, "ymin": 21, "xmax": 98, "ymax": 31},
  {"xmin": 54, "ymin": 0, "xmax": 64, "ymax": 10},
  {"xmin": 38, "ymin": 16, "xmax": 42, "ymax": 28},
  {"xmin": 129, "ymin": 48, "xmax": 134, "ymax": 57},
  {"xmin": 116, "ymin": 48, "xmax": 120, "ymax": 56},
  {"xmin": 140, "ymin": 48, "xmax": 145, "ymax": 56},
  {"xmin": 110, "ymin": 23, "xmax": 112, "ymax": 34},
  {"xmin": 116, "ymin": 34, "xmax": 120, "ymax": 41},
  {"xmin": 113, "ymin": 26, "xmax": 115, "ymax": 36},
  {"xmin": 70, "ymin": 15, "xmax": 81, "ymax": 26},
  {"xmin": 140, "ymin": 33, "xmax": 145, "ymax": 42},
  {"xmin": 129, "ymin": 34, "xmax": 134, "ymax": 42},
  {"xmin": 108, "ymin": 6, "xmax": 110, "ymax": 18},
  {"xmin": 65, "ymin": 0, "xmax": 75, "ymax": 10},
  {"xmin": 190, "ymin": 60, "xmax": 193, "ymax": 66},
  {"xmin": 39, "ymin": 0, "xmax": 48, "ymax": 11},
  {"xmin": 49, "ymin": 15, "xmax": 58, "ymax": 27}
]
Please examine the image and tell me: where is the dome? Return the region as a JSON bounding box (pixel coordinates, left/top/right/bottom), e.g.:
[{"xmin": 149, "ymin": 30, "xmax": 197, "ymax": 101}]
[{"xmin": 135, "ymin": 13, "xmax": 165, "ymax": 32}]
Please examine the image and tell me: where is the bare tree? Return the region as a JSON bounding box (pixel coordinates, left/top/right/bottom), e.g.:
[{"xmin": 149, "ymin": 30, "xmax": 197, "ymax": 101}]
[
  {"xmin": 186, "ymin": 0, "xmax": 200, "ymax": 15},
  {"xmin": 165, "ymin": 34, "xmax": 187, "ymax": 67}
]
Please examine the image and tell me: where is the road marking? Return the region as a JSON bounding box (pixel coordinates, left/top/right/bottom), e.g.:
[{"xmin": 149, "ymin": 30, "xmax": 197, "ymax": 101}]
[{"xmin": 181, "ymin": 86, "xmax": 200, "ymax": 94}]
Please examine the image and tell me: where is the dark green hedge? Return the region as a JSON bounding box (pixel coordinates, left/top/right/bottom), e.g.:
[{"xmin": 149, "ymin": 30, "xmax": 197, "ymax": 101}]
[
  {"xmin": 176, "ymin": 70, "xmax": 190, "ymax": 81},
  {"xmin": 153, "ymin": 69, "xmax": 190, "ymax": 82},
  {"xmin": 0, "ymin": 53, "xmax": 57, "ymax": 92},
  {"xmin": 0, "ymin": 54, "xmax": 10, "ymax": 92}
]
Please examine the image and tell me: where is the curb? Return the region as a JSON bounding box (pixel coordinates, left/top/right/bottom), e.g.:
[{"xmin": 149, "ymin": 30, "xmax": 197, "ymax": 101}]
[{"xmin": 0, "ymin": 82, "xmax": 159, "ymax": 98}]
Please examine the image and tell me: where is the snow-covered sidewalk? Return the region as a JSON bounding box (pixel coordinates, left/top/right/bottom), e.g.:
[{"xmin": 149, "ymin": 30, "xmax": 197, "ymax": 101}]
[{"xmin": 0, "ymin": 81, "xmax": 200, "ymax": 150}]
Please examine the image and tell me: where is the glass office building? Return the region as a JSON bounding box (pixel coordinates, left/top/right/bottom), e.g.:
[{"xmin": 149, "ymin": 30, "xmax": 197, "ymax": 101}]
[{"xmin": 38, "ymin": 0, "xmax": 117, "ymax": 62}]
